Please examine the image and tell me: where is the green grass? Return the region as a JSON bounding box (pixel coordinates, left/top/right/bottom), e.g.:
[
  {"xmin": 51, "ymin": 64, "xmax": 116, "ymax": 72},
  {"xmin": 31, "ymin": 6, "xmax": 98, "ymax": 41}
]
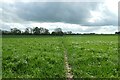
[
  {"xmin": 2, "ymin": 36, "xmax": 65, "ymax": 78},
  {"xmin": 63, "ymin": 35, "xmax": 118, "ymax": 78},
  {"xmin": 0, "ymin": 35, "xmax": 2, "ymax": 79},
  {"xmin": 2, "ymin": 35, "xmax": 119, "ymax": 78}
]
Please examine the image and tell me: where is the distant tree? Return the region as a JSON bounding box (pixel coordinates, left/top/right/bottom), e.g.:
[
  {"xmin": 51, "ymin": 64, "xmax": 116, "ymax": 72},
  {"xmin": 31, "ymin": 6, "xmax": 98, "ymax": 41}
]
[
  {"xmin": 24, "ymin": 27, "xmax": 33, "ymax": 35},
  {"xmin": 33, "ymin": 27, "xmax": 50, "ymax": 35},
  {"xmin": 54, "ymin": 28, "xmax": 62, "ymax": 33},
  {"xmin": 52, "ymin": 28, "xmax": 64, "ymax": 36},
  {"xmin": 43, "ymin": 28, "xmax": 50, "ymax": 34},
  {"xmin": 67, "ymin": 31, "xmax": 72, "ymax": 34},
  {"xmin": 83, "ymin": 33, "xmax": 95, "ymax": 35},
  {"xmin": 24, "ymin": 28, "xmax": 29, "ymax": 34},
  {"xmin": 90, "ymin": 33, "xmax": 95, "ymax": 35},
  {"xmin": 51, "ymin": 31, "xmax": 55, "ymax": 35},
  {"xmin": 33, "ymin": 27, "xmax": 40, "ymax": 35},
  {"xmin": 115, "ymin": 31, "xmax": 120, "ymax": 34},
  {"xmin": 2, "ymin": 30, "xmax": 10, "ymax": 35},
  {"xmin": 11, "ymin": 28, "xmax": 21, "ymax": 35}
]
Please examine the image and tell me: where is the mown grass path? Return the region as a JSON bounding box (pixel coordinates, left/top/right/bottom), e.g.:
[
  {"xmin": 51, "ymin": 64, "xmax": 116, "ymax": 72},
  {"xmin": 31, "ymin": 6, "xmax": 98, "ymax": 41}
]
[
  {"xmin": 64, "ymin": 49, "xmax": 73, "ymax": 80},
  {"xmin": 61, "ymin": 37, "xmax": 74, "ymax": 80}
]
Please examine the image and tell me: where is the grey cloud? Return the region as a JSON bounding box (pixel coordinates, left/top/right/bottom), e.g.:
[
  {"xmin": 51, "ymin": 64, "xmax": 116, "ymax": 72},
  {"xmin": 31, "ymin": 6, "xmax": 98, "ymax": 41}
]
[
  {"xmin": 1, "ymin": 2, "xmax": 117, "ymax": 26},
  {"xmin": 1, "ymin": 24, "xmax": 11, "ymax": 31},
  {"xmin": 15, "ymin": 2, "xmax": 97, "ymax": 23}
]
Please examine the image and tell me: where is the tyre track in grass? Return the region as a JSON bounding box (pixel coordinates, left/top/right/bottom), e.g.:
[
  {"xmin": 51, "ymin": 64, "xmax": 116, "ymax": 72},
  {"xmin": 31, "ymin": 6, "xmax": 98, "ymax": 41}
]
[
  {"xmin": 63, "ymin": 45, "xmax": 73, "ymax": 80},
  {"xmin": 61, "ymin": 37, "xmax": 73, "ymax": 79}
]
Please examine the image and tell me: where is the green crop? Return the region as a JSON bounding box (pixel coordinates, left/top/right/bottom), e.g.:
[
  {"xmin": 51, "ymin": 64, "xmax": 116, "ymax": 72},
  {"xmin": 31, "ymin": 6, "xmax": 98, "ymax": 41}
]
[
  {"xmin": 2, "ymin": 36, "xmax": 65, "ymax": 78},
  {"xmin": 63, "ymin": 35, "xmax": 118, "ymax": 78},
  {"xmin": 2, "ymin": 35, "xmax": 119, "ymax": 78}
]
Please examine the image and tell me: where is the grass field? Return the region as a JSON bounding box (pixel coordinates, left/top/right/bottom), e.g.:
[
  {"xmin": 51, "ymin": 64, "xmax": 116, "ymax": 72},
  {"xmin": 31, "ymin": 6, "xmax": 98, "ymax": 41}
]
[
  {"xmin": 2, "ymin": 35, "xmax": 119, "ymax": 78},
  {"xmin": 63, "ymin": 35, "xmax": 118, "ymax": 78}
]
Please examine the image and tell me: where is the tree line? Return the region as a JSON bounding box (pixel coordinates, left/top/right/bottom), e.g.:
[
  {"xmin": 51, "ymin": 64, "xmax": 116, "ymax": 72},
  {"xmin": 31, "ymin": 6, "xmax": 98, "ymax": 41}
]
[
  {"xmin": 1, "ymin": 27, "xmax": 120, "ymax": 35},
  {"xmin": 1, "ymin": 27, "xmax": 72, "ymax": 35},
  {"xmin": 115, "ymin": 32, "xmax": 120, "ymax": 34}
]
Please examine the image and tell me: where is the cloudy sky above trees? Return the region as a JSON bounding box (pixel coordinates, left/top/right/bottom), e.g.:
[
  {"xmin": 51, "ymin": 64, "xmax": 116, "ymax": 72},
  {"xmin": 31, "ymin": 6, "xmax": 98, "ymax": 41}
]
[{"xmin": 0, "ymin": 0, "xmax": 119, "ymax": 34}]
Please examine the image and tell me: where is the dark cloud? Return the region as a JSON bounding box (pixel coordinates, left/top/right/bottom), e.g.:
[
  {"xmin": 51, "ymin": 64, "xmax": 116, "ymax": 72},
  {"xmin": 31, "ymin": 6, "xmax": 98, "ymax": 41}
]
[{"xmin": 2, "ymin": 2, "xmax": 117, "ymax": 26}]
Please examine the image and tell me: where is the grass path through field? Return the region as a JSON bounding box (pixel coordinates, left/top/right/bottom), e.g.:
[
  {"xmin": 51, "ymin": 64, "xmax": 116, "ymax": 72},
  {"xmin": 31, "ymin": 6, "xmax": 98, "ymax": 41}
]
[
  {"xmin": 62, "ymin": 37, "xmax": 74, "ymax": 79},
  {"xmin": 64, "ymin": 49, "xmax": 73, "ymax": 79}
]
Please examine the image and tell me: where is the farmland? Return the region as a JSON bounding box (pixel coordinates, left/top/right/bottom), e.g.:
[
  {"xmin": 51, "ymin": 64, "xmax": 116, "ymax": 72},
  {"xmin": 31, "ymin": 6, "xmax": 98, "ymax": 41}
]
[
  {"xmin": 2, "ymin": 35, "xmax": 65, "ymax": 78},
  {"xmin": 63, "ymin": 35, "xmax": 118, "ymax": 78},
  {"xmin": 2, "ymin": 35, "xmax": 119, "ymax": 78}
]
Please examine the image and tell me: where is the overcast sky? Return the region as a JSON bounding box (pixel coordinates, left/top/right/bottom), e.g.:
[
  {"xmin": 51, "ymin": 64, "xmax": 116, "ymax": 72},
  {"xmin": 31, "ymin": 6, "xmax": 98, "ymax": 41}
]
[{"xmin": 0, "ymin": 0, "xmax": 119, "ymax": 34}]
